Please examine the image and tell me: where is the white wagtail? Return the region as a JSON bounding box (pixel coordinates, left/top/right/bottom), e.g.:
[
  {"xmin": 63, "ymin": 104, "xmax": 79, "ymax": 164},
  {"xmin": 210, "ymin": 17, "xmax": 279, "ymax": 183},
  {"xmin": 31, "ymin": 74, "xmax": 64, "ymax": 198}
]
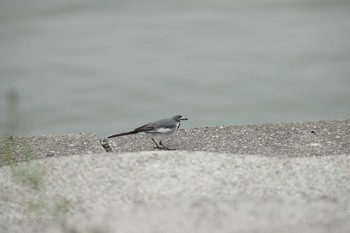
[{"xmin": 107, "ymin": 115, "xmax": 188, "ymax": 150}]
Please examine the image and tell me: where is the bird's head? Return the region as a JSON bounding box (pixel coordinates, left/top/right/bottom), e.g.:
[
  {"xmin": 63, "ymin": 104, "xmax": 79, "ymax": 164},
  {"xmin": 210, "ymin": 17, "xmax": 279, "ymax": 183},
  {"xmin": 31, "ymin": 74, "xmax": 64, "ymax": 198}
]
[{"xmin": 172, "ymin": 115, "xmax": 188, "ymax": 122}]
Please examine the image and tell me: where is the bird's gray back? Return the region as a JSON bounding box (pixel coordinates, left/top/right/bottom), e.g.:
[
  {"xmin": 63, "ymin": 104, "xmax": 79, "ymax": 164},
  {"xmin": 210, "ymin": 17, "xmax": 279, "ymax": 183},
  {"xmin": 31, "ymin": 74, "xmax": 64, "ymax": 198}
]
[{"xmin": 154, "ymin": 118, "xmax": 177, "ymax": 129}]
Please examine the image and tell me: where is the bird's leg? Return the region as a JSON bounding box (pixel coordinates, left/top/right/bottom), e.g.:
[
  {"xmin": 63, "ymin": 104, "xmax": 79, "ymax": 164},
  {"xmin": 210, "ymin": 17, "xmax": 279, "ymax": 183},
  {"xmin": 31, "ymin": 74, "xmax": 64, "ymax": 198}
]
[
  {"xmin": 177, "ymin": 123, "xmax": 181, "ymax": 131},
  {"xmin": 159, "ymin": 141, "xmax": 176, "ymax": 150},
  {"xmin": 151, "ymin": 138, "xmax": 163, "ymax": 150}
]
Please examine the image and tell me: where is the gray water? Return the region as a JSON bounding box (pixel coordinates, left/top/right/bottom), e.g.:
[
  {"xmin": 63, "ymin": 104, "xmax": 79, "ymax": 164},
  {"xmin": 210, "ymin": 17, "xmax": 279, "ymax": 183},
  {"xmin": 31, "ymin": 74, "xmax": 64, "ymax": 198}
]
[{"xmin": 1, "ymin": 0, "xmax": 350, "ymax": 137}]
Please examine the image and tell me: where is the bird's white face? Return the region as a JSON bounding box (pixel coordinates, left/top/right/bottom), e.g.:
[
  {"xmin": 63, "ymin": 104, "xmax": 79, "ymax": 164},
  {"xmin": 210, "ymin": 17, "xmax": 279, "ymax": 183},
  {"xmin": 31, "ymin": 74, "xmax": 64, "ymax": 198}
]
[
  {"xmin": 173, "ymin": 115, "xmax": 188, "ymax": 122},
  {"xmin": 179, "ymin": 116, "xmax": 188, "ymax": 121}
]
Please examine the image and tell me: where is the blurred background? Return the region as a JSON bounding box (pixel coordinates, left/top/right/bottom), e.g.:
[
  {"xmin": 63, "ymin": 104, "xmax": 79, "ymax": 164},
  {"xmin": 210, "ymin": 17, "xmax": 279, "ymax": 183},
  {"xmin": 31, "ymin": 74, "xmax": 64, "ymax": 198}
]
[{"xmin": 1, "ymin": 0, "xmax": 349, "ymax": 137}]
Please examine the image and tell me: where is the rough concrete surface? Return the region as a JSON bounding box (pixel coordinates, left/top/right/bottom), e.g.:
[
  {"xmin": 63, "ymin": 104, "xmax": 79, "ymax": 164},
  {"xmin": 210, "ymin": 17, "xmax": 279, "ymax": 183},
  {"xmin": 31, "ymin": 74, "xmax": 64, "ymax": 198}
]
[
  {"xmin": 0, "ymin": 133, "xmax": 105, "ymax": 166},
  {"xmin": 0, "ymin": 120, "xmax": 350, "ymax": 233},
  {"xmin": 108, "ymin": 120, "xmax": 350, "ymax": 156},
  {"xmin": 0, "ymin": 151, "xmax": 349, "ymax": 233}
]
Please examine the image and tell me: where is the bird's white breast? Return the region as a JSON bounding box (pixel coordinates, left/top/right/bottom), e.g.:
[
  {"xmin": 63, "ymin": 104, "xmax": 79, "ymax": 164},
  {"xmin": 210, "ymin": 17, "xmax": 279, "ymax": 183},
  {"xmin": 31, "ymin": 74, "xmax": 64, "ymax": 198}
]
[{"xmin": 155, "ymin": 127, "xmax": 173, "ymax": 133}]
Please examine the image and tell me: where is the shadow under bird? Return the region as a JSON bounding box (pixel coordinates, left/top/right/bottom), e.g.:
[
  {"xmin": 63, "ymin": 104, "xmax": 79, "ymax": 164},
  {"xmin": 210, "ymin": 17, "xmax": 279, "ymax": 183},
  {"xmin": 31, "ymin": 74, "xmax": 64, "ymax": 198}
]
[{"xmin": 107, "ymin": 115, "xmax": 188, "ymax": 150}]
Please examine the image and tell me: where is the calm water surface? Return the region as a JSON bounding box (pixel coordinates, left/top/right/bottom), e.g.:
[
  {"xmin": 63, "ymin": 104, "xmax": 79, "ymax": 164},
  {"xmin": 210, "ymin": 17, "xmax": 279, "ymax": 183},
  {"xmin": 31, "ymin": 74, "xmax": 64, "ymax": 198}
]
[{"xmin": 1, "ymin": 0, "xmax": 350, "ymax": 137}]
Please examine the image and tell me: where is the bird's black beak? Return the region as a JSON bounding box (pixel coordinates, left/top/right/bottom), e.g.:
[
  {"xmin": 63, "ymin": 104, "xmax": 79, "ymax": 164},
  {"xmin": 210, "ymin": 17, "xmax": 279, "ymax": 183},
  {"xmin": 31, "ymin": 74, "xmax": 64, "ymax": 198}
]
[{"xmin": 180, "ymin": 117, "xmax": 188, "ymax": 121}]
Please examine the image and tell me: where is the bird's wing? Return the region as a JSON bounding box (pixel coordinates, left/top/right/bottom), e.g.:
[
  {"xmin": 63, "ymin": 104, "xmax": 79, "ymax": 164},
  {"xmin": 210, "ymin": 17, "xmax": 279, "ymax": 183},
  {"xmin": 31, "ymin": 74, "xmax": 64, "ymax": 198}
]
[{"xmin": 134, "ymin": 122, "xmax": 156, "ymax": 132}]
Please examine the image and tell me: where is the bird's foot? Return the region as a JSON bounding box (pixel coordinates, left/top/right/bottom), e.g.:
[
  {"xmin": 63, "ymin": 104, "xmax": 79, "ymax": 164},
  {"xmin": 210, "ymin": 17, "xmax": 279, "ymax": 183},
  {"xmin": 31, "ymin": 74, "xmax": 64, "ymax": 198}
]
[
  {"xmin": 152, "ymin": 139, "xmax": 176, "ymax": 150},
  {"xmin": 153, "ymin": 146, "xmax": 176, "ymax": 150}
]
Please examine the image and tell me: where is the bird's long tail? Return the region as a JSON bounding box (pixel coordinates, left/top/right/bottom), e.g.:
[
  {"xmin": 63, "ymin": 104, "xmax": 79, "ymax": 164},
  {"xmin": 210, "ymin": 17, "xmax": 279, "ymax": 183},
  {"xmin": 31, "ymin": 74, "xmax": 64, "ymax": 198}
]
[{"xmin": 107, "ymin": 130, "xmax": 138, "ymax": 139}]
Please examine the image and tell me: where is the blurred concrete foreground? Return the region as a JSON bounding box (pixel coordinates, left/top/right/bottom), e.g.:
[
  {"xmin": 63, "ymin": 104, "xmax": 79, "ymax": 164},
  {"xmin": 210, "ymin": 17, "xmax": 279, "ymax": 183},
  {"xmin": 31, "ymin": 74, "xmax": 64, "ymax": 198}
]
[{"xmin": 0, "ymin": 120, "xmax": 350, "ymax": 233}]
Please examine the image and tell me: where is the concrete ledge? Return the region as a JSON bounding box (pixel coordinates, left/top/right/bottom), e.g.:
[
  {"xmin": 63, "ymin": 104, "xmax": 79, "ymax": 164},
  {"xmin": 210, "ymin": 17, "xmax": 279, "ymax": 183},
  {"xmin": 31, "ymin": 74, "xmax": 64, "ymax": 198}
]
[
  {"xmin": 0, "ymin": 120, "xmax": 349, "ymax": 233},
  {"xmin": 0, "ymin": 133, "xmax": 105, "ymax": 167},
  {"xmin": 108, "ymin": 119, "xmax": 350, "ymax": 156},
  {"xmin": 1, "ymin": 120, "xmax": 349, "ymax": 165},
  {"xmin": 0, "ymin": 151, "xmax": 349, "ymax": 233}
]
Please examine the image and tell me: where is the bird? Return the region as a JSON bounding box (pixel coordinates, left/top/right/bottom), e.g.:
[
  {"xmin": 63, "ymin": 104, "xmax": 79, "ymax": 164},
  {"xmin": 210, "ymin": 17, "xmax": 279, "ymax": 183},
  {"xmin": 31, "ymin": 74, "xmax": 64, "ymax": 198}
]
[{"xmin": 107, "ymin": 115, "xmax": 188, "ymax": 150}]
